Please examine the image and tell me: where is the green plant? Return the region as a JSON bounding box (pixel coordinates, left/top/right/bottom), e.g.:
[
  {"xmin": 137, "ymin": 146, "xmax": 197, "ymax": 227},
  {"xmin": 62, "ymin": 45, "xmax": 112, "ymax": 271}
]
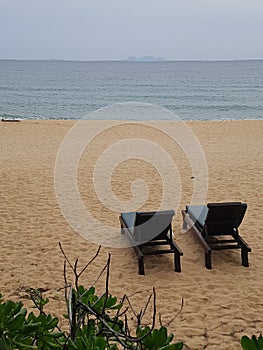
[
  {"xmin": 241, "ymin": 334, "xmax": 263, "ymax": 350},
  {"xmin": 0, "ymin": 293, "xmax": 64, "ymax": 349},
  {"xmin": 0, "ymin": 245, "xmax": 184, "ymax": 349},
  {"xmin": 136, "ymin": 326, "xmax": 183, "ymax": 350},
  {"xmin": 67, "ymin": 322, "xmax": 117, "ymax": 350}
]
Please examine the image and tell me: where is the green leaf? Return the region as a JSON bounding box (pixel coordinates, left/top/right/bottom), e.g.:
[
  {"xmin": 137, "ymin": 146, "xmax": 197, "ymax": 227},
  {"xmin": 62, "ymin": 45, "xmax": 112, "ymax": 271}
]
[
  {"xmin": 47, "ymin": 331, "xmax": 65, "ymax": 339},
  {"xmin": 160, "ymin": 342, "xmax": 184, "ymax": 350},
  {"xmin": 10, "ymin": 337, "xmax": 37, "ymax": 349},
  {"xmin": 139, "ymin": 326, "xmax": 175, "ymax": 350},
  {"xmin": 257, "ymin": 335, "xmax": 263, "ymax": 348},
  {"xmin": 241, "ymin": 336, "xmax": 259, "ymax": 350}
]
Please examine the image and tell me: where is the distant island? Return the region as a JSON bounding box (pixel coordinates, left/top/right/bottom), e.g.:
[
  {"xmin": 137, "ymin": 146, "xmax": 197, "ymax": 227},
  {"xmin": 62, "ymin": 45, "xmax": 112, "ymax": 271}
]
[{"xmin": 125, "ymin": 56, "xmax": 165, "ymax": 62}]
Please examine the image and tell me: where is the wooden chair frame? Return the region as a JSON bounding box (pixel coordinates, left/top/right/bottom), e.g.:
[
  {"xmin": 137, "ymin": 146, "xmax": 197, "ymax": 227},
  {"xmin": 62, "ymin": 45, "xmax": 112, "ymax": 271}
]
[
  {"xmin": 120, "ymin": 210, "xmax": 183, "ymax": 275},
  {"xmin": 182, "ymin": 202, "xmax": 251, "ymax": 269}
]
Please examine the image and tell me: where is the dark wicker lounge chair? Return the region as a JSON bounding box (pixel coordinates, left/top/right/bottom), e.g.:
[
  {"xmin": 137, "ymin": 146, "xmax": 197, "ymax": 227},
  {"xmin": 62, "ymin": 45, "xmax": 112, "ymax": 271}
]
[
  {"xmin": 182, "ymin": 202, "xmax": 251, "ymax": 269},
  {"xmin": 120, "ymin": 210, "xmax": 183, "ymax": 275}
]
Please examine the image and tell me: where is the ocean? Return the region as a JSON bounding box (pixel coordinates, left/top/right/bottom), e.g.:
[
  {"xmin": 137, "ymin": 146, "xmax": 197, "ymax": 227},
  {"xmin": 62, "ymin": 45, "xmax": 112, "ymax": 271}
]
[{"xmin": 0, "ymin": 59, "xmax": 262, "ymax": 121}]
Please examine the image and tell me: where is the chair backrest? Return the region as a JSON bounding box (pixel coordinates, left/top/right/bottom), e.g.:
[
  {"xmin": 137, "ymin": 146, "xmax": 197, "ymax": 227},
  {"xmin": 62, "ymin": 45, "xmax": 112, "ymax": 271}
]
[
  {"xmin": 134, "ymin": 210, "xmax": 175, "ymax": 243},
  {"xmin": 205, "ymin": 202, "xmax": 247, "ymax": 236}
]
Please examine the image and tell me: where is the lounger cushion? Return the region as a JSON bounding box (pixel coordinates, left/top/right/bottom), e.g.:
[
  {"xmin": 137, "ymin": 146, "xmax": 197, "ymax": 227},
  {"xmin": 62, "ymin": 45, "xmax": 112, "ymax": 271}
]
[
  {"xmin": 121, "ymin": 210, "xmax": 175, "ymax": 241},
  {"xmin": 186, "ymin": 202, "xmax": 247, "ymax": 235},
  {"xmin": 207, "ymin": 202, "xmax": 247, "ymax": 228},
  {"xmin": 120, "ymin": 212, "xmax": 136, "ymax": 235},
  {"xmin": 186, "ymin": 205, "xmax": 208, "ymax": 229}
]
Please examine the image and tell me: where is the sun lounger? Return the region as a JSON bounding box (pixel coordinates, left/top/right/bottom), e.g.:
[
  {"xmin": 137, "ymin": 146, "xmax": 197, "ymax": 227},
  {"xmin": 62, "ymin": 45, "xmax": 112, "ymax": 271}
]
[
  {"xmin": 120, "ymin": 210, "xmax": 183, "ymax": 275},
  {"xmin": 182, "ymin": 202, "xmax": 251, "ymax": 269}
]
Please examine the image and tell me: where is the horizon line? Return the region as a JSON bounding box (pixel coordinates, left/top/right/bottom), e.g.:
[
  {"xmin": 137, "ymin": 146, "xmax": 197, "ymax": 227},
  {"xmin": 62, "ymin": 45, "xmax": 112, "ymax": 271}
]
[{"xmin": 0, "ymin": 57, "xmax": 263, "ymax": 62}]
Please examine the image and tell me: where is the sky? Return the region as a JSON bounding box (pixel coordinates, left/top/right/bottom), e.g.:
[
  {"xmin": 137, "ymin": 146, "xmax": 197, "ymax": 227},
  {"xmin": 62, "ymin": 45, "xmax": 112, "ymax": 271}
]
[{"xmin": 1, "ymin": 0, "xmax": 263, "ymax": 60}]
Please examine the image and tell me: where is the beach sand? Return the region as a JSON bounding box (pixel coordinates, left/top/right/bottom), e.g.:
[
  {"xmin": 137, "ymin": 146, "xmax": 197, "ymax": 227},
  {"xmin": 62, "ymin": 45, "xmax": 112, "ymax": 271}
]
[{"xmin": 0, "ymin": 119, "xmax": 262, "ymax": 349}]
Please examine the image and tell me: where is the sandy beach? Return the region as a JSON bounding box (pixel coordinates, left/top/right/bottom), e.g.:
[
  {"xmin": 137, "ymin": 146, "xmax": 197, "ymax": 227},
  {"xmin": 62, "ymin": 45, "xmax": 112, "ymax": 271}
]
[{"xmin": 0, "ymin": 119, "xmax": 262, "ymax": 349}]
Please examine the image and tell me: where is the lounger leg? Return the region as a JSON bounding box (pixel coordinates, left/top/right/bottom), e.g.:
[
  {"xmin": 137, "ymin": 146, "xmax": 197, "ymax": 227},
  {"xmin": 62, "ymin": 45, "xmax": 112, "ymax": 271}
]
[
  {"xmin": 174, "ymin": 252, "xmax": 181, "ymax": 272},
  {"xmin": 241, "ymin": 248, "xmax": 249, "ymax": 267},
  {"xmin": 205, "ymin": 251, "xmax": 212, "ymax": 269},
  {"xmin": 138, "ymin": 256, "xmax": 145, "ymax": 275}
]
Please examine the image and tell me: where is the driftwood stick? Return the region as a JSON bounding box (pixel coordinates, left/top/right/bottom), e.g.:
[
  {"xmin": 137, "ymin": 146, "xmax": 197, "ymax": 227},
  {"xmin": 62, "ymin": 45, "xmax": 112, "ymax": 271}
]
[{"xmin": 1, "ymin": 118, "xmax": 20, "ymax": 122}]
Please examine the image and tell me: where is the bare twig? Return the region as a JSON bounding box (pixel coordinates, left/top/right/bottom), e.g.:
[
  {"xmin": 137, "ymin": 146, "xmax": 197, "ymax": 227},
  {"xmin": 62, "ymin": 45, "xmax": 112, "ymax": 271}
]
[
  {"xmin": 166, "ymin": 298, "xmax": 184, "ymax": 327},
  {"xmin": 78, "ymin": 245, "xmax": 101, "ymax": 277},
  {"xmin": 159, "ymin": 313, "xmax": 163, "ymax": 327},
  {"xmin": 140, "ymin": 291, "xmax": 153, "ymax": 320},
  {"xmin": 59, "ymin": 243, "xmax": 169, "ymax": 349},
  {"xmin": 122, "ymin": 294, "xmax": 137, "ymax": 318},
  {"xmin": 92, "ymin": 260, "xmax": 108, "ymax": 286},
  {"xmin": 59, "ymin": 242, "xmax": 74, "ymax": 271},
  {"xmin": 67, "ymin": 285, "xmax": 73, "ymax": 337},
  {"xmin": 151, "ymin": 287, "xmax": 157, "ymax": 331},
  {"xmin": 102, "ymin": 253, "xmax": 111, "ymax": 314}
]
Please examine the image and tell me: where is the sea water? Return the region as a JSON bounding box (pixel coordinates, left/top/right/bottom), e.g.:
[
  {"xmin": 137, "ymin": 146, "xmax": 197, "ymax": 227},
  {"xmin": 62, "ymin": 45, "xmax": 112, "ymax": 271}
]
[{"xmin": 0, "ymin": 59, "xmax": 262, "ymax": 121}]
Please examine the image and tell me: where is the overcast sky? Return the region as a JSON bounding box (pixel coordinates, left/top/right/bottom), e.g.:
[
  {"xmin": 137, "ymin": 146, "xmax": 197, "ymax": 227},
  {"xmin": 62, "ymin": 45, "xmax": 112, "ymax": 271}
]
[{"xmin": 1, "ymin": 0, "xmax": 263, "ymax": 60}]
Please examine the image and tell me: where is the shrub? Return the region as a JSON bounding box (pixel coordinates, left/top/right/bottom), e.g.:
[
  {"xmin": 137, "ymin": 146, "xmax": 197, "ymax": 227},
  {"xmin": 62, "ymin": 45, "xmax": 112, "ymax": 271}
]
[{"xmin": 0, "ymin": 244, "xmax": 183, "ymax": 349}]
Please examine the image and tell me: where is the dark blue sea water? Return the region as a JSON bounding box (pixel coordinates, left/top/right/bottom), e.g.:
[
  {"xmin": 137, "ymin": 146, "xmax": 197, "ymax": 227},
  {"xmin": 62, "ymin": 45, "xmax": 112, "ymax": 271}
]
[{"xmin": 0, "ymin": 59, "xmax": 262, "ymax": 120}]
